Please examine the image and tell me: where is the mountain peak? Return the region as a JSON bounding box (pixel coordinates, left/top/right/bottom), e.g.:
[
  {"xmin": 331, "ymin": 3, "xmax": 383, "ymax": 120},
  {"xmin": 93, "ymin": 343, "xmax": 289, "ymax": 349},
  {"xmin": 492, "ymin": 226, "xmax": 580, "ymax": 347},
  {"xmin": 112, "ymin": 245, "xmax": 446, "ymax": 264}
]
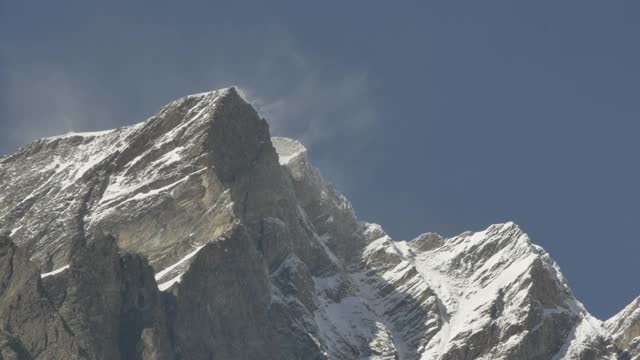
[
  {"xmin": 0, "ymin": 86, "xmax": 271, "ymax": 270},
  {"xmin": 0, "ymin": 88, "xmax": 635, "ymax": 359}
]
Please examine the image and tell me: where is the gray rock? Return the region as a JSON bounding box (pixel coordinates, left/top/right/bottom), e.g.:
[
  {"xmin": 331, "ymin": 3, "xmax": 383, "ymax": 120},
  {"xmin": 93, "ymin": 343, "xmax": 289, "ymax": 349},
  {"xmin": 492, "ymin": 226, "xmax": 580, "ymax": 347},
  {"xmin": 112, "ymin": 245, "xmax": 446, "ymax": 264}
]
[
  {"xmin": 0, "ymin": 87, "xmax": 635, "ymax": 359},
  {"xmin": 172, "ymin": 224, "xmax": 275, "ymax": 359},
  {"xmin": 606, "ymin": 297, "xmax": 640, "ymax": 359},
  {"xmin": 0, "ymin": 232, "xmax": 85, "ymax": 359}
]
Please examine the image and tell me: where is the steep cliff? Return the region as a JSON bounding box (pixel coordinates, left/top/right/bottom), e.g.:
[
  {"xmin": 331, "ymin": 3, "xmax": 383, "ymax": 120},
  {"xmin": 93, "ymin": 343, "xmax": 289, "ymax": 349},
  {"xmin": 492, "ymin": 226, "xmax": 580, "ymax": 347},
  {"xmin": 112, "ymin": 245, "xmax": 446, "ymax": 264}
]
[{"xmin": 0, "ymin": 87, "xmax": 636, "ymax": 359}]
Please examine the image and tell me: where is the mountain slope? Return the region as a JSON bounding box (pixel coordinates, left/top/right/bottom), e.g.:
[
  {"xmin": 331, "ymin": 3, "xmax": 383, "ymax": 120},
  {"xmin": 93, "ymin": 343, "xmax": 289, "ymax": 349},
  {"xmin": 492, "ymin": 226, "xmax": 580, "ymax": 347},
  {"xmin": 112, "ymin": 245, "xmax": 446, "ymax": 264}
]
[
  {"xmin": 606, "ymin": 297, "xmax": 640, "ymax": 359},
  {"xmin": 0, "ymin": 87, "xmax": 636, "ymax": 359}
]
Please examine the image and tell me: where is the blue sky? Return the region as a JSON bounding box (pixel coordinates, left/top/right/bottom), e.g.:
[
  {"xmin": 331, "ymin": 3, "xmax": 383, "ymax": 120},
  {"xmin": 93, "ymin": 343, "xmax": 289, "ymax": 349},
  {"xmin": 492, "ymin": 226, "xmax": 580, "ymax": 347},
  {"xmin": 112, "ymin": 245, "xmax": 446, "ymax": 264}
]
[{"xmin": 1, "ymin": 1, "xmax": 638, "ymax": 318}]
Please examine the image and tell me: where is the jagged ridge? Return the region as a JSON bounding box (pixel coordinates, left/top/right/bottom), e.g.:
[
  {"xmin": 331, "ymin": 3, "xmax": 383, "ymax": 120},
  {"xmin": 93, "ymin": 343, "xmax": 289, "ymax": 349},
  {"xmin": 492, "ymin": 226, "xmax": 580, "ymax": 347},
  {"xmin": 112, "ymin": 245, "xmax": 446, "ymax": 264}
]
[{"xmin": 0, "ymin": 87, "xmax": 637, "ymax": 359}]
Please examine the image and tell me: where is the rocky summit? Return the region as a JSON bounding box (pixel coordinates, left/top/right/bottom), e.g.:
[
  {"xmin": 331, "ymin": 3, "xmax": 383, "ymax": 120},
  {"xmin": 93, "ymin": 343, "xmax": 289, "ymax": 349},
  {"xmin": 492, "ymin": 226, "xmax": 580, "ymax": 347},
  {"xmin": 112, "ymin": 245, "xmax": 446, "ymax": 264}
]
[{"xmin": 0, "ymin": 87, "xmax": 637, "ymax": 359}]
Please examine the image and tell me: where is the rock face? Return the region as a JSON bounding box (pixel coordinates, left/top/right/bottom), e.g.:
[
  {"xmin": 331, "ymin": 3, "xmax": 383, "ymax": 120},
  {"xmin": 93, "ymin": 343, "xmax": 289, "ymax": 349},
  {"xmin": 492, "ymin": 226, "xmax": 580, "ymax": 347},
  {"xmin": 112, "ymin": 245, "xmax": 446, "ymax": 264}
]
[
  {"xmin": 0, "ymin": 229, "xmax": 172, "ymax": 359},
  {"xmin": 0, "ymin": 87, "xmax": 637, "ymax": 359},
  {"xmin": 0, "ymin": 230, "xmax": 82, "ymax": 359}
]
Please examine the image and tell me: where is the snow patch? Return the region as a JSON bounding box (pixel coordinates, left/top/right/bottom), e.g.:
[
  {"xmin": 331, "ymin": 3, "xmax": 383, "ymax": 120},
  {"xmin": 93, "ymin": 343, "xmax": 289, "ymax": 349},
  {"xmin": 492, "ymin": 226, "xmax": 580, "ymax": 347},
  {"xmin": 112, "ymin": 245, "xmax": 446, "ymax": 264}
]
[
  {"xmin": 10, "ymin": 225, "xmax": 23, "ymax": 237},
  {"xmin": 158, "ymin": 274, "xmax": 184, "ymax": 291},
  {"xmin": 41, "ymin": 265, "xmax": 70, "ymax": 278},
  {"xmin": 155, "ymin": 243, "xmax": 207, "ymax": 282},
  {"xmin": 151, "ymin": 146, "xmax": 184, "ymax": 167}
]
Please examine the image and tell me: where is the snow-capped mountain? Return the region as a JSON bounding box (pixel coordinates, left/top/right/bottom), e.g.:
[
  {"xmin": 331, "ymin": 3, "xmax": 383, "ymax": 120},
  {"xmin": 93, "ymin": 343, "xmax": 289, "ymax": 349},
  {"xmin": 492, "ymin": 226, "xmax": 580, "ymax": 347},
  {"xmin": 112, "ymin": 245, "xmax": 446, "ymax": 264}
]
[
  {"xmin": 607, "ymin": 297, "xmax": 640, "ymax": 359},
  {"xmin": 0, "ymin": 87, "xmax": 637, "ymax": 359}
]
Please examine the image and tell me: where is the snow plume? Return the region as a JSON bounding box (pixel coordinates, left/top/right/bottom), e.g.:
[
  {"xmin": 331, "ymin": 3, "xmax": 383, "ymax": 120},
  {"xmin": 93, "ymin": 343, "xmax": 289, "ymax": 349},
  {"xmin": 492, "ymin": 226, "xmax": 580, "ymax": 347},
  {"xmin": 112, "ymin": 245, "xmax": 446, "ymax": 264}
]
[
  {"xmin": 206, "ymin": 28, "xmax": 378, "ymax": 146},
  {"xmin": 236, "ymin": 74, "xmax": 377, "ymax": 188},
  {"xmin": 1, "ymin": 27, "xmax": 377, "ymax": 190},
  {"xmin": 207, "ymin": 28, "xmax": 378, "ymax": 189},
  {"xmin": 236, "ymin": 71, "xmax": 377, "ymax": 149},
  {"xmin": 0, "ymin": 66, "xmax": 122, "ymax": 155}
]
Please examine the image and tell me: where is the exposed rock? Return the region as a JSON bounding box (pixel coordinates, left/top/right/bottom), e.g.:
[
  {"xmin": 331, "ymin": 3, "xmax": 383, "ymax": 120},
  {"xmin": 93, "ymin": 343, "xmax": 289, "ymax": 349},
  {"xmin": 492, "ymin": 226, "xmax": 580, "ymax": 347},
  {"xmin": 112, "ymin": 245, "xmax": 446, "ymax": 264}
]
[
  {"xmin": 0, "ymin": 230, "xmax": 85, "ymax": 359},
  {"xmin": 606, "ymin": 297, "xmax": 640, "ymax": 359},
  {"xmin": 0, "ymin": 228, "xmax": 174, "ymax": 359},
  {"xmin": 173, "ymin": 225, "xmax": 275, "ymax": 359},
  {"xmin": 64, "ymin": 233, "xmax": 174, "ymax": 360},
  {"xmin": 0, "ymin": 87, "xmax": 636, "ymax": 359},
  {"xmin": 409, "ymin": 232, "xmax": 444, "ymax": 253}
]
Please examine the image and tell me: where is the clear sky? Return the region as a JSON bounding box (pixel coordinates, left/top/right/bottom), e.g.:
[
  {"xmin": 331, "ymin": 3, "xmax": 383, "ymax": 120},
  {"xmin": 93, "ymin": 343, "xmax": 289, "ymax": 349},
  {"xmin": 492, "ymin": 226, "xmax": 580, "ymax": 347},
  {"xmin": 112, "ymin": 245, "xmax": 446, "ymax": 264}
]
[{"xmin": 1, "ymin": 1, "xmax": 638, "ymax": 319}]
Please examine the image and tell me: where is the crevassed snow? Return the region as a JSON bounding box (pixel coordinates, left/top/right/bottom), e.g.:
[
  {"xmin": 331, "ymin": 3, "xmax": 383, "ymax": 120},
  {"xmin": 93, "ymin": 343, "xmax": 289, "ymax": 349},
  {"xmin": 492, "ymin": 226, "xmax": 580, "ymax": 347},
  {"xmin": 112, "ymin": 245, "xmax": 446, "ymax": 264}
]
[{"xmin": 41, "ymin": 264, "xmax": 70, "ymax": 278}]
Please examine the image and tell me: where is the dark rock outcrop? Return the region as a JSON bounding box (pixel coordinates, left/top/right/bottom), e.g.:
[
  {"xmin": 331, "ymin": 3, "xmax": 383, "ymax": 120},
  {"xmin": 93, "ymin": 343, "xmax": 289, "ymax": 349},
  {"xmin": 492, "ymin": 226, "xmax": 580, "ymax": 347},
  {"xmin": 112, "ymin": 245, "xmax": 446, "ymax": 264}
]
[
  {"xmin": 0, "ymin": 230, "xmax": 174, "ymax": 359},
  {"xmin": 0, "ymin": 230, "xmax": 83, "ymax": 359},
  {"xmin": 173, "ymin": 225, "xmax": 275, "ymax": 359}
]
